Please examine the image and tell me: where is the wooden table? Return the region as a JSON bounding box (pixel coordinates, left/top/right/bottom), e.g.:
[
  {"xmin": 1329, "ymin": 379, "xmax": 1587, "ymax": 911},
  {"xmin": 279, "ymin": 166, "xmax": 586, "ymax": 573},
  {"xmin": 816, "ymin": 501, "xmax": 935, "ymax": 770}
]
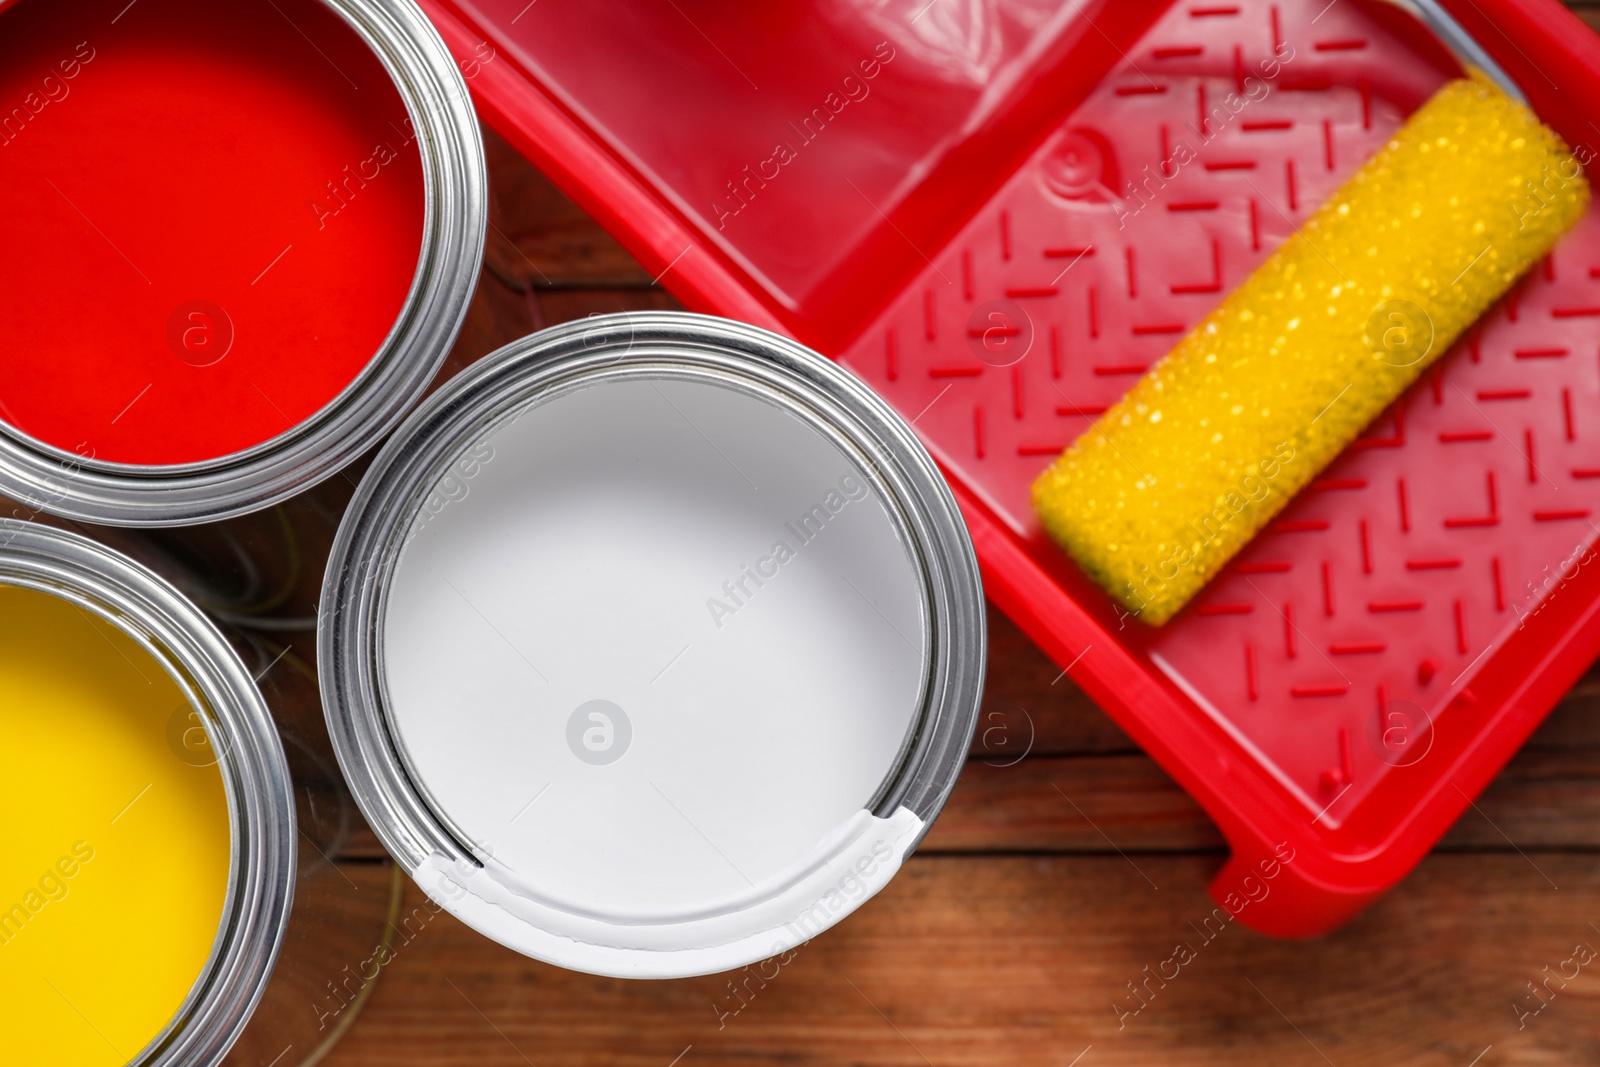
[{"xmin": 319, "ymin": 20, "xmax": 1600, "ymax": 1061}]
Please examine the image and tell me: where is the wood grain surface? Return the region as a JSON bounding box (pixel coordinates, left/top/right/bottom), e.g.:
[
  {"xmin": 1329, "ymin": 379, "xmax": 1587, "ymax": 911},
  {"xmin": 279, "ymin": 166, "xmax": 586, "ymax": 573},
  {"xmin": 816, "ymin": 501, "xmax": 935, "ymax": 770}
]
[{"xmin": 291, "ymin": 12, "xmax": 1600, "ymax": 1063}]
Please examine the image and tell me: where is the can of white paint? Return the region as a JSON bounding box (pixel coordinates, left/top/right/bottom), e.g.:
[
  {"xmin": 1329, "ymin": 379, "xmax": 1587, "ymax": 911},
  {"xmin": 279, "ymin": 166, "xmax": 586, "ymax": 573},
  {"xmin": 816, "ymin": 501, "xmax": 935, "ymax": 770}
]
[{"xmin": 319, "ymin": 312, "xmax": 984, "ymax": 978}]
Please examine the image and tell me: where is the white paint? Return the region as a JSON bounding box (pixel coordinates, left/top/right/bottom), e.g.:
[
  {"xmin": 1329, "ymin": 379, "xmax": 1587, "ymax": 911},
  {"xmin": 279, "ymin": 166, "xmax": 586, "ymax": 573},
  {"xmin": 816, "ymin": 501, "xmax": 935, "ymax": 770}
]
[
  {"xmin": 416, "ymin": 805, "xmax": 925, "ymax": 978},
  {"xmin": 382, "ymin": 375, "xmax": 928, "ymax": 974}
]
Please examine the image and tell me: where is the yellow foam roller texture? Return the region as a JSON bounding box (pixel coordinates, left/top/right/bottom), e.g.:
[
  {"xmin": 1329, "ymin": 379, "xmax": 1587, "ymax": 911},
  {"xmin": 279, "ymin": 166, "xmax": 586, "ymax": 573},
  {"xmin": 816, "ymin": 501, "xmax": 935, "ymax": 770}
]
[{"xmin": 1032, "ymin": 74, "xmax": 1589, "ymax": 627}]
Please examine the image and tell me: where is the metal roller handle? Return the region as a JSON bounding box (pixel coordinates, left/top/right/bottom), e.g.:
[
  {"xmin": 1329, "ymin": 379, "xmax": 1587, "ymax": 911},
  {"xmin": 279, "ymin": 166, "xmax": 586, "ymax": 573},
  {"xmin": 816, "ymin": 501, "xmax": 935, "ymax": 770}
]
[{"xmin": 1372, "ymin": 0, "xmax": 1526, "ymax": 102}]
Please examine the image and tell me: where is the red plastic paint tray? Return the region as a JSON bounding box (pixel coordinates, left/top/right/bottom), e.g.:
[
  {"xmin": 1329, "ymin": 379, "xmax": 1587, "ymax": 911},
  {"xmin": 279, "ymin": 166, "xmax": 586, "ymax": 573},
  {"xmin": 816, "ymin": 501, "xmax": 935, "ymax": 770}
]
[{"xmin": 419, "ymin": 0, "xmax": 1600, "ymax": 935}]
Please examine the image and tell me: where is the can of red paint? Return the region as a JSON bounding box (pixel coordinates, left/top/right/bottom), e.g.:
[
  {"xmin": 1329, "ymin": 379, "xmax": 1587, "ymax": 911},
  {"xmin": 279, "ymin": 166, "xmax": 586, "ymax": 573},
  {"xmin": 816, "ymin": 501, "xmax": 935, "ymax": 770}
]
[
  {"xmin": 320, "ymin": 312, "xmax": 986, "ymax": 978},
  {"xmin": 0, "ymin": 0, "xmax": 484, "ymax": 525}
]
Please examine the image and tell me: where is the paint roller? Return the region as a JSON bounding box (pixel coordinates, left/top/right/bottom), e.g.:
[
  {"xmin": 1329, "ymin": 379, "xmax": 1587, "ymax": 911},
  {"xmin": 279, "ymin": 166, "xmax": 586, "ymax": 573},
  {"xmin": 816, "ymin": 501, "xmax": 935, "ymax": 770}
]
[{"xmin": 1032, "ymin": 0, "xmax": 1590, "ymax": 626}]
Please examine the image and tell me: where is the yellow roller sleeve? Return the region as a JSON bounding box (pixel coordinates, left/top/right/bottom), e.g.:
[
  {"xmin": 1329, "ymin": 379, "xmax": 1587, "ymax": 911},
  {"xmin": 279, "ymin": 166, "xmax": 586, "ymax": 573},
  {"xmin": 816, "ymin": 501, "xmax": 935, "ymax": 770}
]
[{"xmin": 1033, "ymin": 74, "xmax": 1590, "ymax": 626}]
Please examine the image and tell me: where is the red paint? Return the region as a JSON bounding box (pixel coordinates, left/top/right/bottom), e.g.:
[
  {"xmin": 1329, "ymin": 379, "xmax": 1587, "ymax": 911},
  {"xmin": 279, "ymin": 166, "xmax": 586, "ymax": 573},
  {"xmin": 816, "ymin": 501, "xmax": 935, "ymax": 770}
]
[{"xmin": 0, "ymin": 0, "xmax": 424, "ymax": 464}]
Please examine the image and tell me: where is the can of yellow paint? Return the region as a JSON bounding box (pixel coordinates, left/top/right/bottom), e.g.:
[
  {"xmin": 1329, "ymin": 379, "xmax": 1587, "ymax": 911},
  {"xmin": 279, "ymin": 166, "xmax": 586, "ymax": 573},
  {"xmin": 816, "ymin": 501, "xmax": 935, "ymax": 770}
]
[{"xmin": 0, "ymin": 520, "xmax": 308, "ymax": 1065}]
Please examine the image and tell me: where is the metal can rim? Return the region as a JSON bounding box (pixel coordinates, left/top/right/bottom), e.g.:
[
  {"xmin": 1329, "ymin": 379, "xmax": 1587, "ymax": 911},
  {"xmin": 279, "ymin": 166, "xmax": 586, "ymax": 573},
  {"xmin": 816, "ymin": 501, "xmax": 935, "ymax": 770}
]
[
  {"xmin": 318, "ymin": 311, "xmax": 986, "ymax": 977},
  {"xmin": 0, "ymin": 519, "xmax": 297, "ymax": 1066},
  {"xmin": 0, "ymin": 0, "xmax": 486, "ymax": 528}
]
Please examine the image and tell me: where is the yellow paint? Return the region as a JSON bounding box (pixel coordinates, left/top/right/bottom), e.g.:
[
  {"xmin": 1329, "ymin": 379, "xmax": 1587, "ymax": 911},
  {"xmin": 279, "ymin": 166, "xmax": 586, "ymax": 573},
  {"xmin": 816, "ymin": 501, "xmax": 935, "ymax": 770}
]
[
  {"xmin": 0, "ymin": 584, "xmax": 231, "ymax": 1066},
  {"xmin": 1033, "ymin": 75, "xmax": 1590, "ymax": 625}
]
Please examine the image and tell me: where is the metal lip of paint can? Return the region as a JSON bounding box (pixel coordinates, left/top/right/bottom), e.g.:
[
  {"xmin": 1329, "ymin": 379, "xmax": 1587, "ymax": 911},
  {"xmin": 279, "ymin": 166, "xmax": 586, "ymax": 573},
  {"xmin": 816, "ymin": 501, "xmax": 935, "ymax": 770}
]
[
  {"xmin": 0, "ymin": 0, "xmax": 486, "ymax": 528},
  {"xmin": 0, "ymin": 519, "xmax": 296, "ymax": 1064},
  {"xmin": 319, "ymin": 312, "xmax": 986, "ymax": 979}
]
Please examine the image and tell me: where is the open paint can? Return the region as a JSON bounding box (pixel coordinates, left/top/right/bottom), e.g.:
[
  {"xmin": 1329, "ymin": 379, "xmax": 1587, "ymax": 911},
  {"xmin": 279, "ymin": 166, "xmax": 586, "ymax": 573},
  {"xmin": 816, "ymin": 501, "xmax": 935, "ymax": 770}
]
[
  {"xmin": 0, "ymin": 0, "xmax": 484, "ymax": 526},
  {"xmin": 321, "ymin": 312, "xmax": 985, "ymax": 977},
  {"xmin": 0, "ymin": 520, "xmax": 295, "ymax": 1064}
]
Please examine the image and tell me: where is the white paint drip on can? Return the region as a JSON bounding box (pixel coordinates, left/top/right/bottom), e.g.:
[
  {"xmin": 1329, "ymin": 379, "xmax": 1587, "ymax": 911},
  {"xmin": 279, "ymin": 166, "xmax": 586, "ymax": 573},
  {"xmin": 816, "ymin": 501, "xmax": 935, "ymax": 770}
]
[{"xmin": 381, "ymin": 375, "xmax": 929, "ymax": 971}]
